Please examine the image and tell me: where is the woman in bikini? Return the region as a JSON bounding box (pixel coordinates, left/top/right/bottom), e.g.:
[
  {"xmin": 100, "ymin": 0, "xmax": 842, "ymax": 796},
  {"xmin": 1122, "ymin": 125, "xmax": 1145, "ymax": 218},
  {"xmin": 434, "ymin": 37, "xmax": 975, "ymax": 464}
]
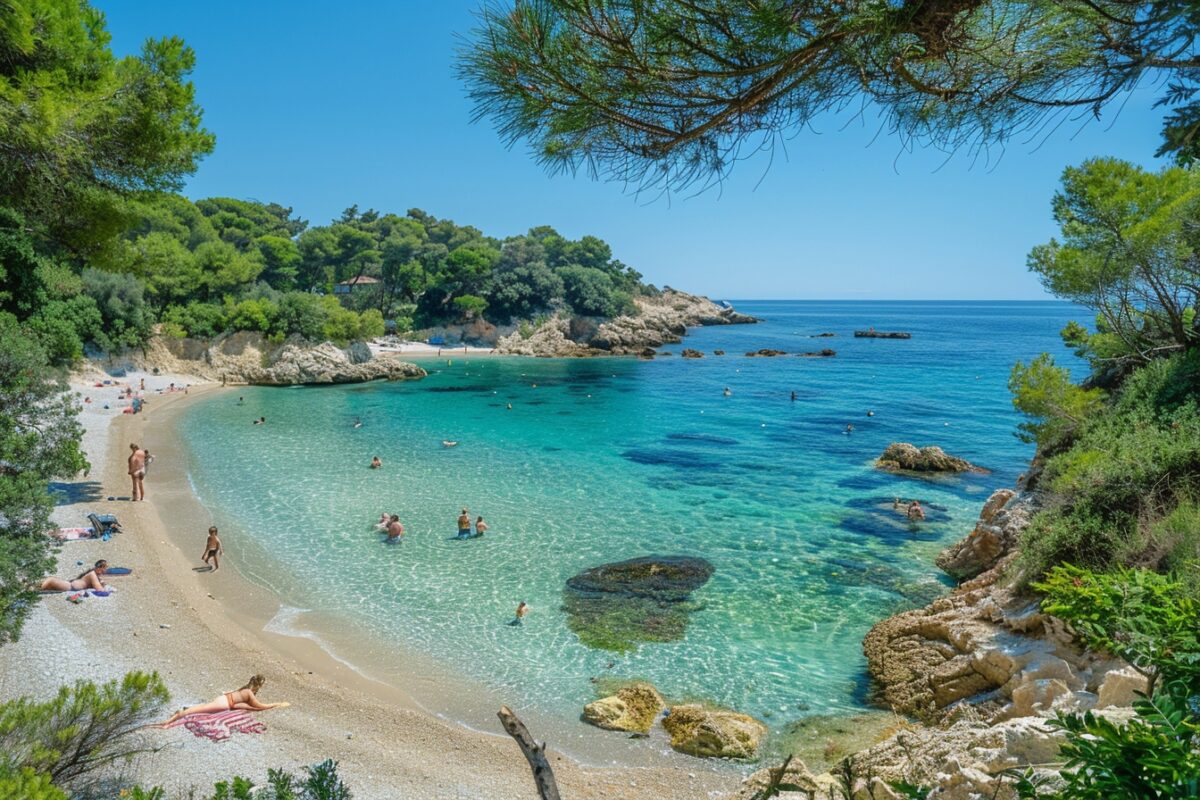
[
  {"xmin": 41, "ymin": 560, "xmax": 110, "ymax": 592},
  {"xmin": 157, "ymin": 674, "xmax": 289, "ymax": 726}
]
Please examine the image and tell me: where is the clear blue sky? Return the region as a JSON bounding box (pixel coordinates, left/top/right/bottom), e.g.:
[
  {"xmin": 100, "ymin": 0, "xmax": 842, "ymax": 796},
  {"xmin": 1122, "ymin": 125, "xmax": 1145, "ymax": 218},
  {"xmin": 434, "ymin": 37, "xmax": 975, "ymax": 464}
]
[{"xmin": 98, "ymin": 1, "xmax": 1168, "ymax": 300}]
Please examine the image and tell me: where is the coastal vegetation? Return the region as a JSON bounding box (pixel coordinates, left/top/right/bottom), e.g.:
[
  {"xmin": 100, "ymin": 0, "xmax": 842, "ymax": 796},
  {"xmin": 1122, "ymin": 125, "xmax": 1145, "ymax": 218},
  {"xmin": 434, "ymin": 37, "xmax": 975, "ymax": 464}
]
[{"xmin": 2, "ymin": 0, "xmax": 1199, "ymax": 798}]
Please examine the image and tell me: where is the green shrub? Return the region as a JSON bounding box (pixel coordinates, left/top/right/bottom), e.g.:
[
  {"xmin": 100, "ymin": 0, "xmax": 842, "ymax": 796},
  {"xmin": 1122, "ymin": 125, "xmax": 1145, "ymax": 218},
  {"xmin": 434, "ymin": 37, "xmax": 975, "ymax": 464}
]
[
  {"xmin": 0, "ymin": 672, "xmax": 168, "ymax": 790},
  {"xmin": 1008, "ymin": 353, "xmax": 1105, "ymax": 449},
  {"xmin": 1035, "ymin": 565, "xmax": 1200, "ymax": 691},
  {"xmin": 223, "ymin": 297, "xmax": 279, "ymax": 333},
  {"xmin": 81, "ymin": 268, "xmax": 154, "ymax": 352},
  {"xmin": 161, "ymin": 302, "xmax": 227, "ymax": 339},
  {"xmin": 1017, "ymin": 352, "xmax": 1200, "ymax": 579},
  {"xmin": 0, "ymin": 766, "xmax": 67, "ymax": 800},
  {"xmin": 276, "ymin": 292, "xmax": 327, "ymax": 340},
  {"xmin": 1015, "ymin": 682, "xmax": 1200, "ymax": 799}
]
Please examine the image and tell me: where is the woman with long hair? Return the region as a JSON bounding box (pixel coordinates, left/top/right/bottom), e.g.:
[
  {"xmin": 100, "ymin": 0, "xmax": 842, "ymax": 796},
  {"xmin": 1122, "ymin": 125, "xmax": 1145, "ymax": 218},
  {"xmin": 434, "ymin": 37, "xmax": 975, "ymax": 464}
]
[
  {"xmin": 40, "ymin": 560, "xmax": 109, "ymax": 592},
  {"xmin": 156, "ymin": 674, "xmax": 290, "ymax": 726}
]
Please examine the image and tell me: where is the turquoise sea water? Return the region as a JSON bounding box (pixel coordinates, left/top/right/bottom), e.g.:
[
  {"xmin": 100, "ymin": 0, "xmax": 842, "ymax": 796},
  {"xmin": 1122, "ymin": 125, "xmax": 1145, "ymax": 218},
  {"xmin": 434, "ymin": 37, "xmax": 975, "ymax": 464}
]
[{"xmin": 180, "ymin": 301, "xmax": 1082, "ymax": 742}]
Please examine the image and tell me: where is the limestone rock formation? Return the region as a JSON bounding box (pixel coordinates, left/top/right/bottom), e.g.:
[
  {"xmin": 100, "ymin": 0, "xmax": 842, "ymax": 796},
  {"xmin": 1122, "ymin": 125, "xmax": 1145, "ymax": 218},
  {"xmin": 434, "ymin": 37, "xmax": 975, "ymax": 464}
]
[
  {"xmin": 875, "ymin": 443, "xmax": 983, "ymax": 474},
  {"xmin": 797, "ymin": 349, "xmax": 836, "ymax": 358},
  {"xmin": 137, "ymin": 333, "xmax": 426, "ymax": 386},
  {"xmin": 581, "ymin": 683, "xmax": 666, "ymax": 734},
  {"xmin": 936, "ymin": 489, "xmax": 1027, "ymax": 579},
  {"xmin": 494, "ymin": 289, "xmax": 756, "ymax": 356},
  {"xmin": 725, "ymin": 760, "xmax": 831, "ymax": 799},
  {"xmin": 681, "ymin": 348, "xmax": 704, "ymax": 358},
  {"xmin": 745, "ymin": 349, "xmax": 788, "ymax": 357},
  {"xmin": 662, "ymin": 704, "xmax": 767, "ymax": 759}
]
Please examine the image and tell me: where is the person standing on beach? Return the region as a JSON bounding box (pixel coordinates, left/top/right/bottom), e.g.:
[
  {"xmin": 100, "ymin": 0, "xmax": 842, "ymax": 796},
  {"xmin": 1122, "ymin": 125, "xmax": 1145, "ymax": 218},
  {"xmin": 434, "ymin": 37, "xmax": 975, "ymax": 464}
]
[
  {"xmin": 128, "ymin": 443, "xmax": 146, "ymax": 501},
  {"xmin": 457, "ymin": 508, "xmax": 472, "ymax": 539},
  {"xmin": 202, "ymin": 526, "xmax": 223, "ymax": 571}
]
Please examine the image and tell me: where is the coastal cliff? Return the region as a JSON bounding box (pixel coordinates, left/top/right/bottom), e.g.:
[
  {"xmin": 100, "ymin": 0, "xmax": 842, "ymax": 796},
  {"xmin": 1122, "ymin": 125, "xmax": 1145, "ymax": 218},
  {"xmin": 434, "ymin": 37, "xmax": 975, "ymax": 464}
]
[
  {"xmin": 495, "ymin": 289, "xmax": 756, "ymax": 356},
  {"xmin": 124, "ymin": 332, "xmax": 427, "ymax": 385}
]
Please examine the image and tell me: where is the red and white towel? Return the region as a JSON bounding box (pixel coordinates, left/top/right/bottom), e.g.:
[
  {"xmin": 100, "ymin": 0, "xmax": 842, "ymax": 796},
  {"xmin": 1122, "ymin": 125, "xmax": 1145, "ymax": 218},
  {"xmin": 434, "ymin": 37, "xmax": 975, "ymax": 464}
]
[{"xmin": 163, "ymin": 710, "xmax": 267, "ymax": 741}]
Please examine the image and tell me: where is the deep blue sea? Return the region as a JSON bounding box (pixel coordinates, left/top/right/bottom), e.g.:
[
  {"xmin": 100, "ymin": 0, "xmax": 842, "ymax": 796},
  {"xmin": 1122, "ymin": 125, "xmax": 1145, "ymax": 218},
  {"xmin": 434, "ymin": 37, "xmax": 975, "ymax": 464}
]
[{"xmin": 179, "ymin": 301, "xmax": 1083, "ymax": 743}]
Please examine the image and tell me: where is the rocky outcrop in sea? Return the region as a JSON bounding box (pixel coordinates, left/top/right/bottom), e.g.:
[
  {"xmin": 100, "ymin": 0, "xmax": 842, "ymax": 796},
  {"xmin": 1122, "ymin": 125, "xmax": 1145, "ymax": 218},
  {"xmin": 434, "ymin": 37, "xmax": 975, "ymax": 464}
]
[
  {"xmin": 132, "ymin": 332, "xmax": 426, "ymax": 386},
  {"xmin": 720, "ymin": 482, "xmax": 1146, "ymax": 799},
  {"xmin": 495, "ymin": 289, "xmax": 756, "ymax": 356},
  {"xmin": 875, "ymin": 442, "xmax": 984, "ymax": 473}
]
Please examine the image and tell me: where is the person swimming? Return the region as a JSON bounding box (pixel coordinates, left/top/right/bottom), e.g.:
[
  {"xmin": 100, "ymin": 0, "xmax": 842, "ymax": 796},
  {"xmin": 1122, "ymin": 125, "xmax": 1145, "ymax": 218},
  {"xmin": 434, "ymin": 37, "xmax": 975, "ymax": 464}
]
[
  {"xmin": 386, "ymin": 515, "xmax": 405, "ymax": 543},
  {"xmin": 370, "ymin": 456, "xmax": 382, "ymax": 469},
  {"xmin": 509, "ymin": 601, "xmax": 529, "ymax": 626},
  {"xmin": 375, "ymin": 513, "xmax": 390, "ymax": 530},
  {"xmin": 41, "ymin": 560, "xmax": 109, "ymax": 592},
  {"xmin": 845, "ymin": 423, "xmax": 854, "ymax": 433},
  {"xmin": 253, "ymin": 416, "xmax": 265, "ymax": 425},
  {"xmin": 867, "ymin": 410, "xmax": 875, "ymax": 417},
  {"xmin": 723, "ymin": 387, "xmax": 732, "ymax": 397},
  {"xmin": 907, "ymin": 500, "xmax": 926, "ymax": 521},
  {"xmin": 474, "ymin": 516, "xmax": 488, "ymax": 536},
  {"xmin": 353, "ymin": 418, "xmax": 363, "ymax": 429}
]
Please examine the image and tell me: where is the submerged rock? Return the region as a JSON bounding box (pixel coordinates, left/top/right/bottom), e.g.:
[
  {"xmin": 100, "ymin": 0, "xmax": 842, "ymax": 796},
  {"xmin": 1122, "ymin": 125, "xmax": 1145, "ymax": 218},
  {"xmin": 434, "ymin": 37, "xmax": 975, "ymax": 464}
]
[
  {"xmin": 582, "ymin": 683, "xmax": 665, "ymax": 734},
  {"xmin": 681, "ymin": 348, "xmax": 704, "ymax": 358},
  {"xmin": 875, "ymin": 442, "xmax": 983, "ymax": 474},
  {"xmin": 797, "ymin": 349, "xmax": 836, "ymax": 358},
  {"xmin": 745, "ymin": 349, "xmax": 788, "ymax": 357},
  {"xmin": 562, "ymin": 556, "xmax": 714, "ymax": 652},
  {"xmin": 662, "ymin": 704, "xmax": 767, "ymax": 759}
]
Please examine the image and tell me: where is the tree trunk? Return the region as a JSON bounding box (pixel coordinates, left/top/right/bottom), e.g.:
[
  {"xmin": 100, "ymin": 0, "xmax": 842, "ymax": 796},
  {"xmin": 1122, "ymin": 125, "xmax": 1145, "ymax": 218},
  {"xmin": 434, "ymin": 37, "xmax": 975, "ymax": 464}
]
[{"xmin": 497, "ymin": 706, "xmax": 562, "ymax": 800}]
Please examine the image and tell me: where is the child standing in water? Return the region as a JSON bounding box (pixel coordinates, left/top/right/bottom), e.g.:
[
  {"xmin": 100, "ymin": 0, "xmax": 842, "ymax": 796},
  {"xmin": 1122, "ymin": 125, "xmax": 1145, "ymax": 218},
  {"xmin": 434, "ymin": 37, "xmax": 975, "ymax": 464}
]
[
  {"xmin": 510, "ymin": 601, "xmax": 529, "ymax": 626},
  {"xmin": 202, "ymin": 526, "xmax": 223, "ymax": 571}
]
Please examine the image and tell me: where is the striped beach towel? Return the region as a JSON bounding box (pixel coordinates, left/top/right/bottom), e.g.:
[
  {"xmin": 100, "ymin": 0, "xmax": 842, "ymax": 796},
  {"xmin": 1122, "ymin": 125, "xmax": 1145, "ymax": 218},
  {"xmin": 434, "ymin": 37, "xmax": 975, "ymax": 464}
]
[{"xmin": 163, "ymin": 710, "xmax": 267, "ymax": 741}]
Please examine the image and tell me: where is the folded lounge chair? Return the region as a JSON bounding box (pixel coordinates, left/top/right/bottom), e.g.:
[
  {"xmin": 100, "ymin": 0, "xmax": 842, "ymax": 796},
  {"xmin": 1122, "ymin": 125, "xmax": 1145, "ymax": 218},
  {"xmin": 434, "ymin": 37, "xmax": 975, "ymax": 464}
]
[{"xmin": 87, "ymin": 513, "xmax": 122, "ymax": 536}]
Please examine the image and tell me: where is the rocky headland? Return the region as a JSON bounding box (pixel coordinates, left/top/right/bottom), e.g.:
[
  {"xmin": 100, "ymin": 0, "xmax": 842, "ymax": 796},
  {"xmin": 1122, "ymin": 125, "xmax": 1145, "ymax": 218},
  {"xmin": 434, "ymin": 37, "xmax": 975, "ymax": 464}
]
[
  {"xmin": 714, "ymin": 481, "xmax": 1146, "ymax": 799},
  {"xmin": 495, "ymin": 289, "xmax": 757, "ymax": 356},
  {"xmin": 118, "ymin": 331, "xmax": 426, "ymax": 386}
]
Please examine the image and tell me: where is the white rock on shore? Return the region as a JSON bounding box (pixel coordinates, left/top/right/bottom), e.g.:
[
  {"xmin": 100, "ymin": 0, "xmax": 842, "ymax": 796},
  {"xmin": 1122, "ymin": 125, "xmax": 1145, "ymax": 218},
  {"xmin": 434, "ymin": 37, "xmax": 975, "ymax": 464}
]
[
  {"xmin": 118, "ymin": 332, "xmax": 426, "ymax": 385},
  {"xmin": 495, "ymin": 289, "xmax": 756, "ymax": 357}
]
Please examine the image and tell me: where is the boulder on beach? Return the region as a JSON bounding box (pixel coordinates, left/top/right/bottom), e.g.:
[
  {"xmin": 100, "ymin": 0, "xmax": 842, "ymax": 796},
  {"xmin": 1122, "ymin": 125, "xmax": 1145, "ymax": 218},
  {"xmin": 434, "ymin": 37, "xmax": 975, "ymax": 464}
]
[
  {"xmin": 681, "ymin": 348, "xmax": 704, "ymax": 359},
  {"xmin": 875, "ymin": 443, "xmax": 982, "ymax": 474},
  {"xmin": 582, "ymin": 683, "xmax": 666, "ymax": 734},
  {"xmin": 662, "ymin": 704, "xmax": 767, "ymax": 759},
  {"xmin": 562, "ymin": 556, "xmax": 715, "ymax": 652}
]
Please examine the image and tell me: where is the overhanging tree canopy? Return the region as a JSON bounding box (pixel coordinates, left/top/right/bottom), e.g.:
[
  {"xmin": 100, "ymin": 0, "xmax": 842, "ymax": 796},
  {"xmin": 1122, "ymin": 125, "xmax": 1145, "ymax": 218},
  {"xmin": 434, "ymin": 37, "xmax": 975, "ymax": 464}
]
[{"xmin": 460, "ymin": 1, "xmax": 1200, "ymax": 189}]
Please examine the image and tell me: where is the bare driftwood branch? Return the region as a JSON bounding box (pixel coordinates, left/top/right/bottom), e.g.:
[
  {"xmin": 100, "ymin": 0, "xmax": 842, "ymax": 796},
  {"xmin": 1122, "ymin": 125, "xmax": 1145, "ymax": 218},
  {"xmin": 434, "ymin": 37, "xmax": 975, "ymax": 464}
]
[{"xmin": 497, "ymin": 705, "xmax": 562, "ymax": 800}]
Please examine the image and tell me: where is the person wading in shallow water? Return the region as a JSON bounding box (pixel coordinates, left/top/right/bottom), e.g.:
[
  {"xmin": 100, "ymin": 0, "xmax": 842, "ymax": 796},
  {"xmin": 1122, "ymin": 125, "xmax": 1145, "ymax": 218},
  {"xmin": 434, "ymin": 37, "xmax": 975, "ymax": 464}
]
[
  {"xmin": 510, "ymin": 601, "xmax": 529, "ymax": 626},
  {"xmin": 202, "ymin": 526, "xmax": 223, "ymax": 571},
  {"xmin": 128, "ymin": 443, "xmax": 146, "ymax": 501},
  {"xmin": 457, "ymin": 508, "xmax": 472, "ymax": 539}
]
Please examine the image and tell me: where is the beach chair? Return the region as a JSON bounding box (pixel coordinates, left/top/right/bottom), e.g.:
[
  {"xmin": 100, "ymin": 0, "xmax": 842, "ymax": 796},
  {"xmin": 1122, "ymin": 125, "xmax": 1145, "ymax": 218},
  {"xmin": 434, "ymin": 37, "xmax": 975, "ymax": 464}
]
[{"xmin": 87, "ymin": 513, "xmax": 122, "ymax": 536}]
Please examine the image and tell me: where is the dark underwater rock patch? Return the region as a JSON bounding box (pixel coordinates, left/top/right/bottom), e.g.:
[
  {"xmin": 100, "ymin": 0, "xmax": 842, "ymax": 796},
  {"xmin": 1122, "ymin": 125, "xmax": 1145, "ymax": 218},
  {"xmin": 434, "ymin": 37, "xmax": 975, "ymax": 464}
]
[
  {"xmin": 666, "ymin": 432, "xmax": 739, "ymax": 446},
  {"xmin": 622, "ymin": 448, "xmax": 720, "ymax": 470},
  {"xmin": 563, "ymin": 555, "xmax": 715, "ymax": 652}
]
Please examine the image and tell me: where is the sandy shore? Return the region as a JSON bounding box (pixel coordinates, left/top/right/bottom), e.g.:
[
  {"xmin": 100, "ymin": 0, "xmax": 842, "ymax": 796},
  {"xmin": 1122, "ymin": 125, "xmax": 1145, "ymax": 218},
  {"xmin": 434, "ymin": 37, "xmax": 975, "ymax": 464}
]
[{"xmin": 0, "ymin": 369, "xmax": 738, "ymax": 799}]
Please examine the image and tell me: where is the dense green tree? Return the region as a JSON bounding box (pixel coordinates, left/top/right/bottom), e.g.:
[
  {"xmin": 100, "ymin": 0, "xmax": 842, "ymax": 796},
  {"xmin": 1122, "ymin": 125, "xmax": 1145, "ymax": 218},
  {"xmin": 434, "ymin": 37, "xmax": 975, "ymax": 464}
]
[
  {"xmin": 486, "ymin": 260, "xmax": 563, "ymax": 322},
  {"xmin": 558, "ymin": 264, "xmax": 629, "ymax": 317},
  {"xmin": 1029, "ymin": 158, "xmax": 1200, "ymax": 368},
  {"xmin": 81, "ymin": 268, "xmax": 152, "ymax": 353},
  {"xmin": 460, "ymin": 1, "xmax": 1200, "ymax": 188},
  {"xmin": 0, "ymin": 0, "xmax": 214, "ymax": 255},
  {"xmin": 0, "ymin": 314, "xmax": 87, "ymax": 643}
]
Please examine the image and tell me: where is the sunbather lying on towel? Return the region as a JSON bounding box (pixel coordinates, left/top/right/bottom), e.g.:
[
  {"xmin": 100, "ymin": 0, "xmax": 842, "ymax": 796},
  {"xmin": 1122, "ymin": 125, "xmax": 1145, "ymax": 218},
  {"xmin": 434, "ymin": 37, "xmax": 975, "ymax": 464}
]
[
  {"xmin": 40, "ymin": 560, "xmax": 110, "ymax": 592},
  {"xmin": 156, "ymin": 674, "xmax": 290, "ymax": 726}
]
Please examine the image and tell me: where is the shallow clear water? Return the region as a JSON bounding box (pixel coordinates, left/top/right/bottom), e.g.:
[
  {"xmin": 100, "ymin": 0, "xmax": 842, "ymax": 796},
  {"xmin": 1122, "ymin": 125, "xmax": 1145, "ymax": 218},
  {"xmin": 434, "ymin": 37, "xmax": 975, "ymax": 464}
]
[{"xmin": 180, "ymin": 301, "xmax": 1081, "ymax": 735}]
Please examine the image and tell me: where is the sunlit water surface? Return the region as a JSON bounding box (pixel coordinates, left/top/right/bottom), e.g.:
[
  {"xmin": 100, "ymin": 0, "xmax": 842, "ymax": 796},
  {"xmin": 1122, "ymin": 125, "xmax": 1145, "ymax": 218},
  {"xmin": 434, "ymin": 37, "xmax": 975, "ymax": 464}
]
[{"xmin": 180, "ymin": 301, "xmax": 1082, "ymax": 739}]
